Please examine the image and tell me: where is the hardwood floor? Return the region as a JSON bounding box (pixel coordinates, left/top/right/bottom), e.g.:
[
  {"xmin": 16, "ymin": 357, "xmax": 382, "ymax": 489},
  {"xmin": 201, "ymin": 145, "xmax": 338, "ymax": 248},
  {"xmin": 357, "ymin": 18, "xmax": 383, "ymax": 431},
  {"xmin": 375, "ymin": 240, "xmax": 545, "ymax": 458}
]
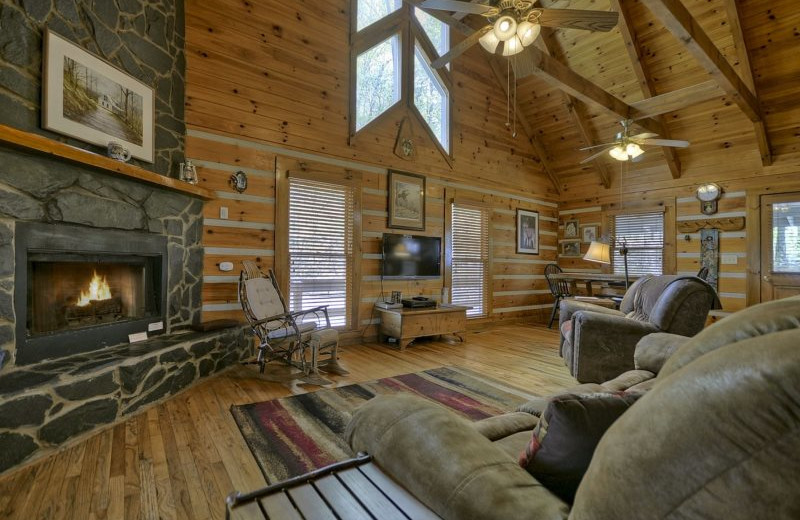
[{"xmin": 0, "ymin": 324, "xmax": 575, "ymax": 520}]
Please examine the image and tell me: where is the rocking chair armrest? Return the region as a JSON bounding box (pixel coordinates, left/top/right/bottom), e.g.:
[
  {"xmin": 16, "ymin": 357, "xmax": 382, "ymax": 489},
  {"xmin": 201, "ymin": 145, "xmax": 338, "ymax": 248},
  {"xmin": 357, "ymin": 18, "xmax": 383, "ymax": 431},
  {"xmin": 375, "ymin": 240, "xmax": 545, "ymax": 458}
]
[
  {"xmin": 289, "ymin": 305, "xmax": 332, "ymax": 327},
  {"xmin": 250, "ymin": 311, "xmax": 297, "ymax": 328}
]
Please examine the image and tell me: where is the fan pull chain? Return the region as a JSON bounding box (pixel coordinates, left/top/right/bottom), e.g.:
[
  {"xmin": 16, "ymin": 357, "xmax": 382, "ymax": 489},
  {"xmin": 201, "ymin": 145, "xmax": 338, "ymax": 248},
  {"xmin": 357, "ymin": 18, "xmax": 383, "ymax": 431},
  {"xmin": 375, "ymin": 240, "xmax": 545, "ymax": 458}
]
[
  {"xmin": 505, "ymin": 59, "xmax": 511, "ymax": 131},
  {"xmin": 512, "ymin": 54, "xmax": 518, "ymax": 138}
]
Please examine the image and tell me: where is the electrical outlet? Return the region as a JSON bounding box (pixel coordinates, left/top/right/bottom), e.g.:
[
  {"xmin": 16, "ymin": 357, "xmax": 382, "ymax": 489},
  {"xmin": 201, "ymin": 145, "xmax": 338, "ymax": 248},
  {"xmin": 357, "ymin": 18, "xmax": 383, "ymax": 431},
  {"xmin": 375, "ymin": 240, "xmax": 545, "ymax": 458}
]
[
  {"xmin": 721, "ymin": 253, "xmax": 738, "ymax": 265},
  {"xmin": 220, "ymin": 206, "xmax": 229, "ymax": 219}
]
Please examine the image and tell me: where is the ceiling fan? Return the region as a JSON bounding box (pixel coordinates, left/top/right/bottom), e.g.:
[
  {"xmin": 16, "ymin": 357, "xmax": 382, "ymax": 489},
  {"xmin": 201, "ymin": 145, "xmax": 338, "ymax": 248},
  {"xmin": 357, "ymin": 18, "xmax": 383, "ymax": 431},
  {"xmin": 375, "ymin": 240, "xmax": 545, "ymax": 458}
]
[
  {"xmin": 421, "ymin": 0, "xmax": 619, "ymax": 68},
  {"xmin": 580, "ymin": 120, "xmax": 690, "ymax": 163}
]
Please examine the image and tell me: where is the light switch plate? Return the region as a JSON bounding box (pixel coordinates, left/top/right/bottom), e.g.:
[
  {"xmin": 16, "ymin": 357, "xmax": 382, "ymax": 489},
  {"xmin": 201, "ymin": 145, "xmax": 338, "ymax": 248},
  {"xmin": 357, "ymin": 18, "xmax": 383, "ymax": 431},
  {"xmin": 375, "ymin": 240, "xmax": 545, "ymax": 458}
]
[
  {"xmin": 220, "ymin": 206, "xmax": 229, "ymax": 219},
  {"xmin": 721, "ymin": 253, "xmax": 738, "ymax": 265}
]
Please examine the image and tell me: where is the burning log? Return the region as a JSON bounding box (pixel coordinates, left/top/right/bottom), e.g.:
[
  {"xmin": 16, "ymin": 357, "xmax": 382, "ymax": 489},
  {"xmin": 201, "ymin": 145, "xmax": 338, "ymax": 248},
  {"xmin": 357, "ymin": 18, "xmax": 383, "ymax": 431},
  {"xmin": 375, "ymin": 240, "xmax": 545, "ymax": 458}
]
[{"xmin": 65, "ymin": 296, "xmax": 123, "ymax": 326}]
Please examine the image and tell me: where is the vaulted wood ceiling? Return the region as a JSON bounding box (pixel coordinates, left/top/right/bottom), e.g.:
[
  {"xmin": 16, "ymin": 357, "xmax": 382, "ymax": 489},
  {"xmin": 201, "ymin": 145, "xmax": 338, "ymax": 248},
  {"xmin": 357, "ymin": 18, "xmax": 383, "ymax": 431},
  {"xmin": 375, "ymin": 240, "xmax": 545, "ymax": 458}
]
[{"xmin": 424, "ymin": 0, "xmax": 800, "ymax": 196}]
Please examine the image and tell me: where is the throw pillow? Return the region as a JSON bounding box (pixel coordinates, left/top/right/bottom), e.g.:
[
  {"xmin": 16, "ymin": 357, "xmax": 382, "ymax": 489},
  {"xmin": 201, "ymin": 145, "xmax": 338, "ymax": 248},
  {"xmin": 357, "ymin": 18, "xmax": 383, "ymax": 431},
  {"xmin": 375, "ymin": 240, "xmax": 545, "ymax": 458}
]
[{"xmin": 518, "ymin": 392, "xmax": 642, "ymax": 503}]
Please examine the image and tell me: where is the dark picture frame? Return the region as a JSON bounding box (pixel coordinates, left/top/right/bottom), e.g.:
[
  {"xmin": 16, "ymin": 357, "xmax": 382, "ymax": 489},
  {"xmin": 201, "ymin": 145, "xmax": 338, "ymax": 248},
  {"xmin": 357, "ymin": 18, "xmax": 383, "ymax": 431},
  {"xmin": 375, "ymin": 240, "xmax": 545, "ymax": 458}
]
[
  {"xmin": 42, "ymin": 29, "xmax": 155, "ymax": 162},
  {"xmin": 561, "ymin": 240, "xmax": 581, "ymax": 256},
  {"xmin": 516, "ymin": 209, "xmax": 539, "ymax": 255},
  {"xmin": 388, "ymin": 170, "xmax": 426, "ymax": 230}
]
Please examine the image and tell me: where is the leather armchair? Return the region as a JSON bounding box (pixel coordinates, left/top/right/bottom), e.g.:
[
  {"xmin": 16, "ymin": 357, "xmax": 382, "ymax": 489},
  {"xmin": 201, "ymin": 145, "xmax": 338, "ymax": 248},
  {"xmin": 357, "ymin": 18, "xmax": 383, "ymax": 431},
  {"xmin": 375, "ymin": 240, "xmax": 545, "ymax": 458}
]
[
  {"xmin": 559, "ymin": 275, "xmax": 719, "ymax": 383},
  {"xmin": 346, "ymin": 296, "xmax": 800, "ymax": 520}
]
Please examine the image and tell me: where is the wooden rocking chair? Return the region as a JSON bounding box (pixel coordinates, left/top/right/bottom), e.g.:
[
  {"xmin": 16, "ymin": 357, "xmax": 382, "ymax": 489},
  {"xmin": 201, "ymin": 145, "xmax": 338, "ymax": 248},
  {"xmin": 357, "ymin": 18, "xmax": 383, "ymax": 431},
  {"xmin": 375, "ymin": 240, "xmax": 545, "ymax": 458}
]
[{"xmin": 238, "ymin": 261, "xmax": 347, "ymax": 384}]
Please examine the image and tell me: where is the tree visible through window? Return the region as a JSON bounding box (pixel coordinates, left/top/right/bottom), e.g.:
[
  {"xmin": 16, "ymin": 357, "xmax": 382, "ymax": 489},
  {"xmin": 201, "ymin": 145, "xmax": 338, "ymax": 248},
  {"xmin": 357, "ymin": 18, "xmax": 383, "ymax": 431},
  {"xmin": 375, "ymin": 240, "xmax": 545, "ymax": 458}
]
[
  {"xmin": 414, "ymin": 45, "xmax": 449, "ymax": 150},
  {"xmin": 355, "ymin": 36, "xmax": 401, "ymax": 130},
  {"xmin": 772, "ymin": 202, "xmax": 800, "ymax": 272}
]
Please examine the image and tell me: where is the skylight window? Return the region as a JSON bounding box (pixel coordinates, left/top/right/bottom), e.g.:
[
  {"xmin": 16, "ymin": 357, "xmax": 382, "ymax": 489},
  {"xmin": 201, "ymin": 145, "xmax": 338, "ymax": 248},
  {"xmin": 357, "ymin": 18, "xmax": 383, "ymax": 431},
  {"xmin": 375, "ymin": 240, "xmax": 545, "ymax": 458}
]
[
  {"xmin": 355, "ymin": 35, "xmax": 401, "ymax": 130},
  {"xmin": 414, "ymin": 44, "xmax": 449, "ymax": 151},
  {"xmin": 357, "ymin": 0, "xmax": 402, "ymax": 31}
]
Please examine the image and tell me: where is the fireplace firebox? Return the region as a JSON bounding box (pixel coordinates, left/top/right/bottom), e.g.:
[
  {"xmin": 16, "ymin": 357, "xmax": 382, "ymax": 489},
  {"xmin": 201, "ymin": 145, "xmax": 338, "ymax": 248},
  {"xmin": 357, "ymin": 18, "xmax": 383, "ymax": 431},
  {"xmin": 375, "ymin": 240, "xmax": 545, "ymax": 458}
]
[{"xmin": 14, "ymin": 223, "xmax": 168, "ymax": 365}]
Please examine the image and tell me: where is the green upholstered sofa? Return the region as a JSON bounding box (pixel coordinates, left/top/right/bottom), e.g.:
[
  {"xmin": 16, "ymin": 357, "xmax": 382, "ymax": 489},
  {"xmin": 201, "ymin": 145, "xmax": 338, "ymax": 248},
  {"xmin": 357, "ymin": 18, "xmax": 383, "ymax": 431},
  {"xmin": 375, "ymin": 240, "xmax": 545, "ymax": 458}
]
[{"xmin": 346, "ymin": 296, "xmax": 800, "ymax": 520}]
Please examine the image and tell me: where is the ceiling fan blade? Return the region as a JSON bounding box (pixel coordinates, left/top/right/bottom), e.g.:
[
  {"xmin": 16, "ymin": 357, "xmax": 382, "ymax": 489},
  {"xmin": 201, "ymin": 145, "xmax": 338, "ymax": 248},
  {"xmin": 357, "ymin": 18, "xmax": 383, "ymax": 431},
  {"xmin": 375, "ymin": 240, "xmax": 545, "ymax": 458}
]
[
  {"xmin": 580, "ymin": 147, "xmax": 613, "ymax": 164},
  {"xmin": 431, "ymin": 26, "xmax": 491, "ymax": 68},
  {"xmin": 579, "ymin": 142, "xmax": 616, "ymax": 151},
  {"xmin": 419, "ymin": 0, "xmax": 492, "ymax": 14},
  {"xmin": 638, "ymin": 138, "xmax": 690, "ymax": 148},
  {"xmin": 631, "ymin": 132, "xmax": 658, "ymax": 139},
  {"xmin": 537, "ymin": 9, "xmax": 619, "ymax": 32},
  {"xmin": 541, "ymin": 0, "xmax": 571, "ymax": 8}
]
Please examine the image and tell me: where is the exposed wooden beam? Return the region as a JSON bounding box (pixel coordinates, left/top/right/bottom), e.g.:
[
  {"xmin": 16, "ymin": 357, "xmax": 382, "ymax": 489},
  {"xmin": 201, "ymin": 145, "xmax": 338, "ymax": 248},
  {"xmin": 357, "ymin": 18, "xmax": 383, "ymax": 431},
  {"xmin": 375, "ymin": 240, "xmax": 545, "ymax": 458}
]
[
  {"xmin": 539, "ymin": 28, "xmax": 611, "ymax": 188},
  {"xmin": 611, "ymin": 0, "xmax": 681, "ymax": 179},
  {"xmin": 638, "ymin": 0, "xmax": 763, "ymax": 122},
  {"xmin": 486, "ymin": 57, "xmax": 562, "ymax": 195},
  {"xmin": 722, "ymin": 0, "xmax": 772, "ymax": 165},
  {"xmin": 628, "ymin": 80, "xmax": 723, "ymax": 119}
]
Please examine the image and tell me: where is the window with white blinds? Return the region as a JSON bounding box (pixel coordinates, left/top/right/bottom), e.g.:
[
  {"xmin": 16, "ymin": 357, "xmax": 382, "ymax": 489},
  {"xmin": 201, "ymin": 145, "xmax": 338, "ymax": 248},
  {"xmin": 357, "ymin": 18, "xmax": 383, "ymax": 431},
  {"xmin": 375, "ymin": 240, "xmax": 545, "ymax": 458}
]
[
  {"xmin": 288, "ymin": 177, "xmax": 354, "ymax": 328},
  {"xmin": 772, "ymin": 201, "xmax": 800, "ymax": 272},
  {"xmin": 451, "ymin": 203, "xmax": 489, "ymax": 318},
  {"xmin": 613, "ymin": 212, "xmax": 664, "ymax": 276}
]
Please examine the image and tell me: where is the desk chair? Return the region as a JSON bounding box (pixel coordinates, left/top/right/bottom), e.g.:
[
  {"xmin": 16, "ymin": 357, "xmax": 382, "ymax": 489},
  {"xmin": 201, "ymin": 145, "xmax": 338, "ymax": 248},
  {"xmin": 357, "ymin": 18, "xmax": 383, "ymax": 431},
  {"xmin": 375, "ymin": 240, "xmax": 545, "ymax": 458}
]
[{"xmin": 543, "ymin": 264, "xmax": 615, "ymax": 328}]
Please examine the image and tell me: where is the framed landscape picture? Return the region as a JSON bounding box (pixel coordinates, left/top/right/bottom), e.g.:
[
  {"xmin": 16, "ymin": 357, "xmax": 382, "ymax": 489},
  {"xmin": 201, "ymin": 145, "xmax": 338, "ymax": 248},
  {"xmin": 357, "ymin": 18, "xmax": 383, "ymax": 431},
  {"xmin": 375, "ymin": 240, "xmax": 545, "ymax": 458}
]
[
  {"xmin": 42, "ymin": 29, "xmax": 155, "ymax": 162},
  {"xmin": 388, "ymin": 170, "xmax": 426, "ymax": 230},
  {"xmin": 516, "ymin": 209, "xmax": 539, "ymax": 254},
  {"xmin": 561, "ymin": 240, "xmax": 581, "ymax": 257}
]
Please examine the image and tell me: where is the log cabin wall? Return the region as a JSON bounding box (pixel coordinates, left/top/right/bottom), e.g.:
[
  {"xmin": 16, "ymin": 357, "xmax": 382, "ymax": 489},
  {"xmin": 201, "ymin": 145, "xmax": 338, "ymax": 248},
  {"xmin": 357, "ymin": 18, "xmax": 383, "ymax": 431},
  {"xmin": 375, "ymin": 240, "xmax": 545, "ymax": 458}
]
[{"xmin": 184, "ymin": 0, "xmax": 560, "ymax": 334}]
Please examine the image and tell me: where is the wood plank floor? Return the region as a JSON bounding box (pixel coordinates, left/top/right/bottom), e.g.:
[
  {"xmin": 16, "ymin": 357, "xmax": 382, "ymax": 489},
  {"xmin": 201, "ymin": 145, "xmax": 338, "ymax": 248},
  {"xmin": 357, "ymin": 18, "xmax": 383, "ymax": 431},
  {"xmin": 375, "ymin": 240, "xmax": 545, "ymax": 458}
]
[{"xmin": 0, "ymin": 324, "xmax": 575, "ymax": 520}]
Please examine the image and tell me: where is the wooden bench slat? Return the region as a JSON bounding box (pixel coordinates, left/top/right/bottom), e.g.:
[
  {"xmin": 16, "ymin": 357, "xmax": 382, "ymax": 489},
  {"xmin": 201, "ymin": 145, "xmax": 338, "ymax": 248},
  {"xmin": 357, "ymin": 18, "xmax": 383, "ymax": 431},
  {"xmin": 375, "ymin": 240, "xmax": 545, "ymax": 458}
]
[
  {"xmin": 314, "ymin": 474, "xmax": 374, "ymax": 520},
  {"xmin": 287, "ymin": 484, "xmax": 337, "ymax": 520},
  {"xmin": 337, "ymin": 467, "xmax": 408, "ymax": 520},
  {"xmin": 259, "ymin": 491, "xmax": 302, "ymax": 520},
  {"xmin": 229, "ymin": 500, "xmax": 267, "ymax": 520},
  {"xmin": 359, "ymin": 464, "xmax": 440, "ymax": 520}
]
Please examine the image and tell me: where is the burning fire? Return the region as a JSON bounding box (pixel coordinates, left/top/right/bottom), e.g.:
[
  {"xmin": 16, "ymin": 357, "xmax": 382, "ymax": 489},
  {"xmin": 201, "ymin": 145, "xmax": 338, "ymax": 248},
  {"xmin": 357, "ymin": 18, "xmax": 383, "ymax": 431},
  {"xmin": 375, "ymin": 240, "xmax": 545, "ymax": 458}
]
[{"xmin": 77, "ymin": 270, "xmax": 112, "ymax": 307}]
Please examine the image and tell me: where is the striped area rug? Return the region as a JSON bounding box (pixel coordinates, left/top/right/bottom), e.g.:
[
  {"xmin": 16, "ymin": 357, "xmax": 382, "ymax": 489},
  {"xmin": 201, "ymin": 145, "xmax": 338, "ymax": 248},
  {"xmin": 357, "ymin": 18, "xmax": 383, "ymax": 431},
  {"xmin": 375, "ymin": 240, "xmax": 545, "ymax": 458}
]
[{"xmin": 231, "ymin": 366, "xmax": 536, "ymax": 482}]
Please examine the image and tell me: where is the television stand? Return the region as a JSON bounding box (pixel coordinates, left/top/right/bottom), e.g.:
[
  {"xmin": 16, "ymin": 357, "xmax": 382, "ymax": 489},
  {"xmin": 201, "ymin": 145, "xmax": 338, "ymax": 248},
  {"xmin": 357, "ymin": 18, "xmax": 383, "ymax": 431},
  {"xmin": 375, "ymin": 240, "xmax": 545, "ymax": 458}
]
[{"xmin": 375, "ymin": 304, "xmax": 470, "ymax": 350}]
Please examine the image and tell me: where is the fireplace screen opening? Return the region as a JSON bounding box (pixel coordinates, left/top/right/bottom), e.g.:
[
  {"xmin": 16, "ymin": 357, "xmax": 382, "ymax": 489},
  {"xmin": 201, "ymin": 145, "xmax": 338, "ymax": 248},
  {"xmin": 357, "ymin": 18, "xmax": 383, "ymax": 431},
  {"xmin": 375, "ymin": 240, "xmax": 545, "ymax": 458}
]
[{"xmin": 27, "ymin": 255, "xmax": 162, "ymax": 337}]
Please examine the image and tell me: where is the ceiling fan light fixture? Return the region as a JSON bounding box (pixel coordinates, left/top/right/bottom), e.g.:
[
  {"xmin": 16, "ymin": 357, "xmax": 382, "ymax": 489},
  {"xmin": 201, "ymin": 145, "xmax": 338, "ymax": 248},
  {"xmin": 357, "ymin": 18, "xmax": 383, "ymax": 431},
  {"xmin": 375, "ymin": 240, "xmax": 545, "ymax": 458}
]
[
  {"xmin": 502, "ymin": 34, "xmax": 524, "ymax": 56},
  {"xmin": 517, "ymin": 21, "xmax": 541, "ymax": 46},
  {"xmin": 479, "ymin": 30, "xmax": 501, "ymax": 53},
  {"xmin": 494, "ymin": 15, "xmax": 518, "ymax": 41},
  {"xmin": 609, "ymin": 145, "xmax": 629, "ymax": 161},
  {"xmin": 625, "ymin": 142, "xmax": 644, "ymax": 159}
]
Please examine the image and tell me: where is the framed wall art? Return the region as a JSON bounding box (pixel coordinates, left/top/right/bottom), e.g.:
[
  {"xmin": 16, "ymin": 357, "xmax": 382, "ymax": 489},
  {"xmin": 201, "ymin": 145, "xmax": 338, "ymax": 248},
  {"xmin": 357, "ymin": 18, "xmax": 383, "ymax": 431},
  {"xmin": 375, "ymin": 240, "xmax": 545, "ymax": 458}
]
[
  {"xmin": 516, "ymin": 209, "xmax": 539, "ymax": 254},
  {"xmin": 581, "ymin": 225, "xmax": 598, "ymax": 243},
  {"xmin": 388, "ymin": 170, "xmax": 426, "ymax": 230},
  {"xmin": 561, "ymin": 240, "xmax": 581, "ymax": 257},
  {"xmin": 42, "ymin": 29, "xmax": 155, "ymax": 162},
  {"xmin": 564, "ymin": 219, "xmax": 579, "ymax": 239}
]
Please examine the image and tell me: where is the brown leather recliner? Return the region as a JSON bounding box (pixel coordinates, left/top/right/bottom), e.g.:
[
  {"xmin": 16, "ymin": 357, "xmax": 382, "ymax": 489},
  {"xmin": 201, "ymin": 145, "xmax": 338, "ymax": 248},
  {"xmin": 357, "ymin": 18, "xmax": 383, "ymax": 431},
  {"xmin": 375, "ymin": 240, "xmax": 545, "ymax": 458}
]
[
  {"xmin": 346, "ymin": 296, "xmax": 800, "ymax": 520},
  {"xmin": 559, "ymin": 274, "xmax": 720, "ymax": 383}
]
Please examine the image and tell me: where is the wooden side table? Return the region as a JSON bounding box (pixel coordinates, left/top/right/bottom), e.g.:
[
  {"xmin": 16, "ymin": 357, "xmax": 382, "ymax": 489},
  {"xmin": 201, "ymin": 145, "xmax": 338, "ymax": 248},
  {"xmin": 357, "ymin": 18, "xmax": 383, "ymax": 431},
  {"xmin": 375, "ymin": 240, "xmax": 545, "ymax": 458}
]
[{"xmin": 375, "ymin": 304, "xmax": 469, "ymax": 350}]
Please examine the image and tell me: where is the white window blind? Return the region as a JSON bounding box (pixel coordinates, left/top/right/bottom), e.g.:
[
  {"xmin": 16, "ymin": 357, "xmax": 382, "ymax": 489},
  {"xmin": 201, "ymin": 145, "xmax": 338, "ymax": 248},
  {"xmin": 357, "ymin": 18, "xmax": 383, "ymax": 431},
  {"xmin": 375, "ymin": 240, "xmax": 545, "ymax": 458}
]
[
  {"xmin": 613, "ymin": 212, "xmax": 664, "ymax": 276},
  {"xmin": 451, "ymin": 204, "xmax": 489, "ymax": 317},
  {"xmin": 289, "ymin": 177, "xmax": 354, "ymax": 328},
  {"xmin": 772, "ymin": 201, "xmax": 800, "ymax": 272}
]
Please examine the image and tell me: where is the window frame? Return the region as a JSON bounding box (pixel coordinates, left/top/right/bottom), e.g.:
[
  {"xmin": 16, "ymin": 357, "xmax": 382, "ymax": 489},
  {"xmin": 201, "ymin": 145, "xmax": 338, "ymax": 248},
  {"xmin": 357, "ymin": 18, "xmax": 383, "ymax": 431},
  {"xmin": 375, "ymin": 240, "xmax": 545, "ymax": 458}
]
[
  {"xmin": 446, "ymin": 196, "xmax": 491, "ymax": 319},
  {"xmin": 349, "ymin": 1, "xmax": 453, "ymax": 160}
]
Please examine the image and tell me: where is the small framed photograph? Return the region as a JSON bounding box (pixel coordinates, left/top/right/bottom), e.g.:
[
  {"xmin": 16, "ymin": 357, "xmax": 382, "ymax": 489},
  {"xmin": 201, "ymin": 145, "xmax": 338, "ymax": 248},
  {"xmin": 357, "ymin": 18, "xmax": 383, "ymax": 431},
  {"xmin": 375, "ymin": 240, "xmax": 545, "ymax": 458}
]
[
  {"xmin": 581, "ymin": 225, "xmax": 598, "ymax": 243},
  {"xmin": 564, "ymin": 219, "xmax": 579, "ymax": 238},
  {"xmin": 42, "ymin": 29, "xmax": 155, "ymax": 162},
  {"xmin": 388, "ymin": 170, "xmax": 426, "ymax": 230},
  {"xmin": 561, "ymin": 240, "xmax": 581, "ymax": 257},
  {"xmin": 516, "ymin": 209, "xmax": 539, "ymax": 255}
]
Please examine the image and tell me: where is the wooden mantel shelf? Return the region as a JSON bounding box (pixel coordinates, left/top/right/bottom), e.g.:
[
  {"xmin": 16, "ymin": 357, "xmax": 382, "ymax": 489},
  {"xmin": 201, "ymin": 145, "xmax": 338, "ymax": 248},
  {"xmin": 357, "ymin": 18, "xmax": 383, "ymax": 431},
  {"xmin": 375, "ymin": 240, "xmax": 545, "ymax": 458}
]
[{"xmin": 0, "ymin": 123, "xmax": 215, "ymax": 200}]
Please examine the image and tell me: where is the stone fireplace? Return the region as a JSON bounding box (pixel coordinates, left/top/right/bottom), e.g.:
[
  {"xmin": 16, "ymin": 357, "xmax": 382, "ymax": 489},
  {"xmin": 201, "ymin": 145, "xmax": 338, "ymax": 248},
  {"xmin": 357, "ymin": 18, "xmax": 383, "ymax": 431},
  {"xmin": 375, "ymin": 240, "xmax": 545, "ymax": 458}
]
[{"xmin": 15, "ymin": 222, "xmax": 168, "ymax": 365}]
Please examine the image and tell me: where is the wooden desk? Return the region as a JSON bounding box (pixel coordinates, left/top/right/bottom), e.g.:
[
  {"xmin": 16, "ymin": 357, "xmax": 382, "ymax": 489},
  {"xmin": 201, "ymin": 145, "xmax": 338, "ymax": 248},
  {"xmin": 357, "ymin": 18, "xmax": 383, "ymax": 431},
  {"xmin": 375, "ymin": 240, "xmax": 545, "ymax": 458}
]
[
  {"xmin": 550, "ymin": 272, "xmax": 639, "ymax": 296},
  {"xmin": 375, "ymin": 304, "xmax": 469, "ymax": 350}
]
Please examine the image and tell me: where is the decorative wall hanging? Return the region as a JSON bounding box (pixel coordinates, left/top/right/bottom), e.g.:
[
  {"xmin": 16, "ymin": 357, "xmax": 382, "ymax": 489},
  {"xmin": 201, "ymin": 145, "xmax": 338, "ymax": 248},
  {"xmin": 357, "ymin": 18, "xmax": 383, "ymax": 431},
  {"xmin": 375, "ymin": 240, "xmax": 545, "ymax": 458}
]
[
  {"xmin": 230, "ymin": 170, "xmax": 248, "ymax": 193},
  {"xmin": 564, "ymin": 219, "xmax": 579, "ymax": 239},
  {"xmin": 581, "ymin": 225, "xmax": 597, "ymax": 243},
  {"xmin": 561, "ymin": 240, "xmax": 581, "ymax": 257},
  {"xmin": 700, "ymin": 228, "xmax": 720, "ymax": 290},
  {"xmin": 42, "ymin": 29, "xmax": 154, "ymax": 162},
  {"xmin": 393, "ymin": 117, "xmax": 416, "ymax": 161},
  {"xmin": 696, "ymin": 182, "xmax": 722, "ymax": 215},
  {"xmin": 517, "ymin": 209, "xmax": 539, "ymax": 255},
  {"xmin": 388, "ymin": 171, "xmax": 425, "ymax": 230}
]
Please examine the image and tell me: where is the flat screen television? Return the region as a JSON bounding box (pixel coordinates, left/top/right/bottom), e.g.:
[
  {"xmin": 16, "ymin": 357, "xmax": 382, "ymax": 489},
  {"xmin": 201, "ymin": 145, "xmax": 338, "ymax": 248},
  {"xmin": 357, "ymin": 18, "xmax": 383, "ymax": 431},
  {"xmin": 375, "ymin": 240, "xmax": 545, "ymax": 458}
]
[{"xmin": 382, "ymin": 233, "xmax": 441, "ymax": 279}]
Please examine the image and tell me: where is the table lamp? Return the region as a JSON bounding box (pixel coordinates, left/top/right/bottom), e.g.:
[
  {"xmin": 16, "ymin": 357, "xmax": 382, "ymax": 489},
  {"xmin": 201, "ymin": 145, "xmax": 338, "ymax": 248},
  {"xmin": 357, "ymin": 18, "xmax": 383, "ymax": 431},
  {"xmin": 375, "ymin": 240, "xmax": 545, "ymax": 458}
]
[{"xmin": 584, "ymin": 239, "xmax": 629, "ymax": 288}]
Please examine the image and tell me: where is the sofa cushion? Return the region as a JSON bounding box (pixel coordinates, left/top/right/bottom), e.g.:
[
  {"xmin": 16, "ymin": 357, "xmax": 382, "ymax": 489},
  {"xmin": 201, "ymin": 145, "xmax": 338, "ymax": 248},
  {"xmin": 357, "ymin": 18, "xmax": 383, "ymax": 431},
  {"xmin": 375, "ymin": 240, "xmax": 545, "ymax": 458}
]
[
  {"xmin": 571, "ymin": 328, "xmax": 800, "ymax": 520},
  {"xmin": 660, "ymin": 295, "xmax": 800, "ymax": 378},
  {"xmin": 518, "ymin": 392, "xmax": 642, "ymax": 503}
]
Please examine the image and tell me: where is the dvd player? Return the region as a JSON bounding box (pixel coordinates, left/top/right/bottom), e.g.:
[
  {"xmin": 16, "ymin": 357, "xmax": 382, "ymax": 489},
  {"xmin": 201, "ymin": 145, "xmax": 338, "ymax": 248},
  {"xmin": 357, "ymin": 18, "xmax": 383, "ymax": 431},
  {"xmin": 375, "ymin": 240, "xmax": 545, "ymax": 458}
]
[{"xmin": 401, "ymin": 298, "xmax": 436, "ymax": 308}]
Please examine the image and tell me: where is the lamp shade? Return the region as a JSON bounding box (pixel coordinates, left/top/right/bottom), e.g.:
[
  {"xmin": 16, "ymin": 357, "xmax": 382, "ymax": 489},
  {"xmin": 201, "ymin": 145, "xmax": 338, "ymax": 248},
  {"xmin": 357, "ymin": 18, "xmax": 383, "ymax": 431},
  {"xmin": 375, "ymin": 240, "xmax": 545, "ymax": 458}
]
[
  {"xmin": 517, "ymin": 21, "xmax": 541, "ymax": 46},
  {"xmin": 583, "ymin": 241, "xmax": 611, "ymax": 264},
  {"xmin": 479, "ymin": 30, "xmax": 501, "ymax": 53},
  {"xmin": 609, "ymin": 145, "xmax": 629, "ymax": 161},
  {"xmin": 502, "ymin": 35, "xmax": 523, "ymax": 56},
  {"xmin": 494, "ymin": 15, "xmax": 518, "ymax": 41}
]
